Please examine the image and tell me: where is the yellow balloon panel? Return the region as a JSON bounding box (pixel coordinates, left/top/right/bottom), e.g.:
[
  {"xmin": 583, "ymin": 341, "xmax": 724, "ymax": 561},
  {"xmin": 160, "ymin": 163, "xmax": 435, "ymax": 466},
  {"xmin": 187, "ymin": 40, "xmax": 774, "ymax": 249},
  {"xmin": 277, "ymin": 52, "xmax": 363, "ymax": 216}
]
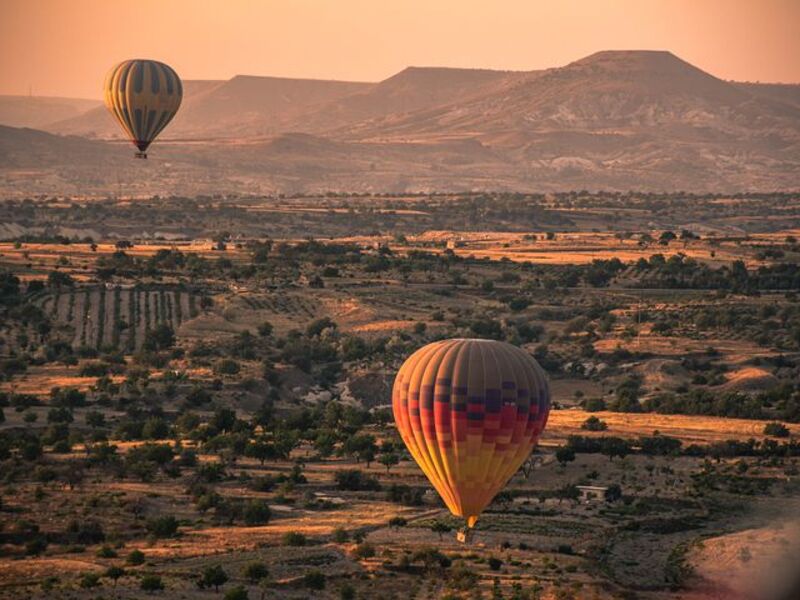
[{"xmin": 393, "ymin": 339, "xmax": 550, "ymax": 528}]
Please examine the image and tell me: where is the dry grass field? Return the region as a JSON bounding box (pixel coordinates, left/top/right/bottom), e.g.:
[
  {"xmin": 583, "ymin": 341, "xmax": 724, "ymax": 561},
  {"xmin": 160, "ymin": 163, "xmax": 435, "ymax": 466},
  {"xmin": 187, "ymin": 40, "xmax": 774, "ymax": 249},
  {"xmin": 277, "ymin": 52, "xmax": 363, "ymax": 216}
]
[{"xmin": 1, "ymin": 193, "xmax": 799, "ymax": 600}]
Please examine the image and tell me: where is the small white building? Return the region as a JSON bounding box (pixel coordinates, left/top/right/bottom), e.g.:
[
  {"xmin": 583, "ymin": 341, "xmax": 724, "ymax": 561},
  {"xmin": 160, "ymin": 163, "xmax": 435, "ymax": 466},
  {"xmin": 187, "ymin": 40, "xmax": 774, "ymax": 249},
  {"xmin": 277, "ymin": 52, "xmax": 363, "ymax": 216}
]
[{"xmin": 576, "ymin": 485, "xmax": 608, "ymax": 503}]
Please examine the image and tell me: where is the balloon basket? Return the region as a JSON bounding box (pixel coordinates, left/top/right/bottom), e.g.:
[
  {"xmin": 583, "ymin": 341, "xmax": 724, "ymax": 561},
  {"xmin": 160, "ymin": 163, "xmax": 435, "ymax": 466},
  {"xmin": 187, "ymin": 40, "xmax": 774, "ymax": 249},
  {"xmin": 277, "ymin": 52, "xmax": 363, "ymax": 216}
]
[
  {"xmin": 456, "ymin": 527, "xmax": 474, "ymax": 544},
  {"xmin": 135, "ymin": 152, "xmax": 148, "ymax": 159}
]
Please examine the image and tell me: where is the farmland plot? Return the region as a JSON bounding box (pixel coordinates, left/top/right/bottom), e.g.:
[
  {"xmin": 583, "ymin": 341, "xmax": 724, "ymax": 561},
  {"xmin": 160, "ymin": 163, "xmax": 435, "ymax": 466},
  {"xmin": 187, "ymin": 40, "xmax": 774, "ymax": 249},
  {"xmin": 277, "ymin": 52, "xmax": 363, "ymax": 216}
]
[{"xmin": 34, "ymin": 286, "xmax": 200, "ymax": 351}]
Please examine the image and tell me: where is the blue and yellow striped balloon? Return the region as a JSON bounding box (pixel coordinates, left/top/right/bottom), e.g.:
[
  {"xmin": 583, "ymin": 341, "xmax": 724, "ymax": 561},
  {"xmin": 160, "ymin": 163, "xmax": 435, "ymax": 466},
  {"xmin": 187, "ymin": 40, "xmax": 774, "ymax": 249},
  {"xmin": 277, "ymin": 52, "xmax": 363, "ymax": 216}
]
[{"xmin": 103, "ymin": 59, "xmax": 182, "ymax": 158}]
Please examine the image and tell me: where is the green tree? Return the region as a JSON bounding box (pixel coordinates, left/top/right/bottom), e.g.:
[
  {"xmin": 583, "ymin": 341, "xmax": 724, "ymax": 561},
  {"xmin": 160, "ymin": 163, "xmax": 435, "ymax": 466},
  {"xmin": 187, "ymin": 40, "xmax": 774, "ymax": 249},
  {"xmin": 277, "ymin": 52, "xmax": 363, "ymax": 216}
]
[
  {"xmin": 105, "ymin": 566, "xmax": 125, "ymax": 587},
  {"xmin": 199, "ymin": 565, "xmax": 228, "ymax": 591},
  {"xmin": 555, "ymin": 446, "xmax": 576, "ymax": 466},
  {"xmin": 604, "ymin": 484, "xmax": 623, "ymax": 503},
  {"xmin": 378, "ymin": 452, "xmax": 399, "ymax": 472},
  {"xmin": 243, "ymin": 500, "xmax": 271, "ymax": 526}
]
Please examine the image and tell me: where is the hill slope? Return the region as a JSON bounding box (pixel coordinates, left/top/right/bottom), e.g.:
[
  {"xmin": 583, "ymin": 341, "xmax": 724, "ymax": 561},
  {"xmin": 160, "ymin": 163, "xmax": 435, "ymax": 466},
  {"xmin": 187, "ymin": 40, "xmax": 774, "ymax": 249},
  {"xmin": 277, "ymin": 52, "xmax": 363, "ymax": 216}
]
[
  {"xmin": 49, "ymin": 77, "xmax": 372, "ymax": 139},
  {"xmin": 0, "ymin": 96, "xmax": 101, "ymax": 129},
  {"xmin": 5, "ymin": 50, "xmax": 800, "ymax": 193}
]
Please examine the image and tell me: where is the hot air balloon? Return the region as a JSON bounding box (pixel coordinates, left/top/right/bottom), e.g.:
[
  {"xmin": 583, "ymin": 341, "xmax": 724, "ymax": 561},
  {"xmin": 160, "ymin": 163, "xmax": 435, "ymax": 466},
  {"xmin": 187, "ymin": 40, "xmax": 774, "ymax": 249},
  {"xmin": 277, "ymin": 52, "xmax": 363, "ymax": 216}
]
[
  {"xmin": 103, "ymin": 59, "xmax": 182, "ymax": 158},
  {"xmin": 393, "ymin": 339, "xmax": 550, "ymax": 540}
]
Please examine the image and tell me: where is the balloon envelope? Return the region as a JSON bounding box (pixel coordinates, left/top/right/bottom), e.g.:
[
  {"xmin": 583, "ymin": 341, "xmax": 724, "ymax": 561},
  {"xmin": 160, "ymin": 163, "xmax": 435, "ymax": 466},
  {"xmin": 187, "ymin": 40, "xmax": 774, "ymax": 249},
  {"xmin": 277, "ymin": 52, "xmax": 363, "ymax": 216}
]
[
  {"xmin": 393, "ymin": 339, "xmax": 550, "ymax": 528},
  {"xmin": 103, "ymin": 59, "xmax": 182, "ymax": 156}
]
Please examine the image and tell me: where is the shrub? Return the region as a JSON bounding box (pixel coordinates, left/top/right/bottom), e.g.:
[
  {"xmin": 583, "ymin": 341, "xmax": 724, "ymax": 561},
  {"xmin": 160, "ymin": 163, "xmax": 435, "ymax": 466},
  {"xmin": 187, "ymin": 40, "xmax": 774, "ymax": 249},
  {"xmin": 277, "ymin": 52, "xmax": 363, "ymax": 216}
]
[
  {"xmin": 583, "ymin": 398, "xmax": 607, "ymax": 412},
  {"xmin": 352, "ymin": 542, "xmax": 375, "ymax": 559},
  {"xmin": 283, "ymin": 531, "xmax": 307, "ymax": 546},
  {"xmin": 146, "ymin": 515, "xmax": 179, "ymax": 538},
  {"xmin": 332, "ymin": 527, "xmax": 349, "ymax": 543},
  {"xmin": 242, "ymin": 561, "xmax": 269, "ymax": 582},
  {"xmin": 604, "ymin": 484, "xmax": 623, "ymax": 503},
  {"xmin": 555, "ymin": 446, "xmax": 576, "ymax": 466},
  {"xmin": 335, "ymin": 469, "xmax": 380, "ymax": 491},
  {"xmin": 79, "ymin": 573, "xmax": 101, "ymax": 588},
  {"xmin": 224, "ymin": 585, "xmax": 249, "ymax": 600},
  {"xmin": 140, "ymin": 574, "xmax": 164, "ymax": 592},
  {"xmin": 488, "ymin": 557, "xmax": 503, "ymax": 571},
  {"xmin": 388, "ymin": 516, "xmax": 407, "ymax": 528},
  {"xmin": 66, "ymin": 519, "xmax": 105, "ymax": 544},
  {"xmin": 215, "ymin": 359, "xmax": 240, "ymax": 375},
  {"xmin": 764, "ymin": 422, "xmax": 790, "ymax": 438},
  {"xmin": 104, "ymin": 566, "xmax": 125, "ymax": 583},
  {"xmin": 96, "ymin": 544, "xmax": 117, "ymax": 558},
  {"xmin": 127, "ymin": 549, "xmax": 146, "ymax": 565},
  {"xmin": 304, "ymin": 570, "xmax": 326, "ymax": 590},
  {"xmin": 243, "ymin": 500, "xmax": 271, "ymax": 526},
  {"xmin": 581, "ymin": 416, "xmax": 608, "ymax": 431},
  {"xmin": 431, "ymin": 521, "xmax": 452, "ymax": 539}
]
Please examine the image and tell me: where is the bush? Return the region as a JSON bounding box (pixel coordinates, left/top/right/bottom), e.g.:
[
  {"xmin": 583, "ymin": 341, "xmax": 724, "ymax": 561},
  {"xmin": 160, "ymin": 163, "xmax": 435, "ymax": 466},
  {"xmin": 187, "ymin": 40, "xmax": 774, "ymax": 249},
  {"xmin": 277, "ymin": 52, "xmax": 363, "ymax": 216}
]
[
  {"xmin": 79, "ymin": 573, "xmax": 101, "ymax": 588},
  {"xmin": 127, "ymin": 549, "xmax": 146, "ymax": 565},
  {"xmin": 555, "ymin": 446, "xmax": 576, "ymax": 466},
  {"xmin": 581, "ymin": 416, "xmax": 608, "ymax": 431},
  {"xmin": 764, "ymin": 422, "xmax": 790, "ymax": 438},
  {"xmin": 146, "ymin": 515, "xmax": 179, "ymax": 538},
  {"xmin": 583, "ymin": 398, "xmax": 607, "ymax": 412},
  {"xmin": 388, "ymin": 516, "xmax": 407, "ymax": 528},
  {"xmin": 243, "ymin": 561, "xmax": 269, "ymax": 582},
  {"xmin": 104, "ymin": 565, "xmax": 125, "ymax": 583},
  {"xmin": 352, "ymin": 542, "xmax": 375, "ymax": 559},
  {"xmin": 283, "ymin": 531, "xmax": 307, "ymax": 546},
  {"xmin": 25, "ymin": 537, "xmax": 47, "ymax": 556},
  {"xmin": 96, "ymin": 544, "xmax": 117, "ymax": 558},
  {"xmin": 304, "ymin": 570, "xmax": 326, "ymax": 590},
  {"xmin": 243, "ymin": 500, "xmax": 271, "ymax": 526},
  {"xmin": 215, "ymin": 359, "xmax": 241, "ymax": 376},
  {"xmin": 140, "ymin": 574, "xmax": 164, "ymax": 592},
  {"xmin": 332, "ymin": 527, "xmax": 349, "ymax": 543},
  {"xmin": 224, "ymin": 585, "xmax": 249, "ymax": 600},
  {"xmin": 66, "ymin": 519, "xmax": 105, "ymax": 544},
  {"xmin": 386, "ymin": 483, "xmax": 424, "ymax": 506},
  {"xmin": 639, "ymin": 434, "xmax": 682, "ymax": 455},
  {"xmin": 488, "ymin": 557, "xmax": 503, "ymax": 571},
  {"xmin": 335, "ymin": 469, "xmax": 380, "ymax": 491}
]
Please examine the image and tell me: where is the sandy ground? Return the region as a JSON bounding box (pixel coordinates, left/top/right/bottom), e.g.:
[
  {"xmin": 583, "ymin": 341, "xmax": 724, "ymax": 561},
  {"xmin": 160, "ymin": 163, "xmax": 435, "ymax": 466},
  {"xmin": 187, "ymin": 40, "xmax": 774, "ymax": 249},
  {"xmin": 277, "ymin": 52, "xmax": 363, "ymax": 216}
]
[
  {"xmin": 685, "ymin": 521, "xmax": 800, "ymax": 600},
  {"xmin": 543, "ymin": 409, "xmax": 800, "ymax": 445}
]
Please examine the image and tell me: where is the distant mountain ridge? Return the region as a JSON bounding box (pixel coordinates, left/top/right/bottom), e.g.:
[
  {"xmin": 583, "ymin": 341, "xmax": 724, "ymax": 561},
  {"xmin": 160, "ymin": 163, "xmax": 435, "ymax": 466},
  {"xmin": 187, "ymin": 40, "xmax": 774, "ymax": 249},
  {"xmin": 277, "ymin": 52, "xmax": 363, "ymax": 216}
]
[
  {"xmin": 0, "ymin": 96, "xmax": 101, "ymax": 129},
  {"xmin": 1, "ymin": 50, "xmax": 798, "ymax": 193}
]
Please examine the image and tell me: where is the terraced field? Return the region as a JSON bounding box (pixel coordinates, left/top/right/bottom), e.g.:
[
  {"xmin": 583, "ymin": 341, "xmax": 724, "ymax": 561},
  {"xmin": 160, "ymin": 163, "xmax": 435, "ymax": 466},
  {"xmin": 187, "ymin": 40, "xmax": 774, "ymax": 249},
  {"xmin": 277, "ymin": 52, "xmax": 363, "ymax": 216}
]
[{"xmin": 34, "ymin": 286, "xmax": 199, "ymax": 351}]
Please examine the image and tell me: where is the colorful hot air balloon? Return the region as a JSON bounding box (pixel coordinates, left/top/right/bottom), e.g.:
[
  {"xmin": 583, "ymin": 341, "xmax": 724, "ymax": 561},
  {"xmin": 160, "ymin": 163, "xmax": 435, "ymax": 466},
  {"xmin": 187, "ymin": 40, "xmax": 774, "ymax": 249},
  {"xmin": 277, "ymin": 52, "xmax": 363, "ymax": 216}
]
[
  {"xmin": 103, "ymin": 59, "xmax": 182, "ymax": 158},
  {"xmin": 393, "ymin": 339, "xmax": 550, "ymax": 536}
]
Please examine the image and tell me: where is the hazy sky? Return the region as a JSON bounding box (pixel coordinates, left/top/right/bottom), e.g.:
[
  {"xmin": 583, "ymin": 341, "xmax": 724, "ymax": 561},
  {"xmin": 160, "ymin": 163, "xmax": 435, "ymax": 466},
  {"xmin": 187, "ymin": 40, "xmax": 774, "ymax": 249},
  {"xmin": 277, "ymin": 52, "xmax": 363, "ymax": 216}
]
[{"xmin": 2, "ymin": 0, "xmax": 799, "ymax": 98}]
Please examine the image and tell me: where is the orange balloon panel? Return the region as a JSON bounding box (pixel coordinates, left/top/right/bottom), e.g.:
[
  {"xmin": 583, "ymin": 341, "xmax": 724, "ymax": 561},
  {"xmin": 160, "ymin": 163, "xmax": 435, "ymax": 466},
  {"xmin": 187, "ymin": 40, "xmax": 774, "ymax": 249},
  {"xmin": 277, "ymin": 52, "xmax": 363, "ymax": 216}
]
[{"xmin": 393, "ymin": 339, "xmax": 550, "ymax": 528}]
